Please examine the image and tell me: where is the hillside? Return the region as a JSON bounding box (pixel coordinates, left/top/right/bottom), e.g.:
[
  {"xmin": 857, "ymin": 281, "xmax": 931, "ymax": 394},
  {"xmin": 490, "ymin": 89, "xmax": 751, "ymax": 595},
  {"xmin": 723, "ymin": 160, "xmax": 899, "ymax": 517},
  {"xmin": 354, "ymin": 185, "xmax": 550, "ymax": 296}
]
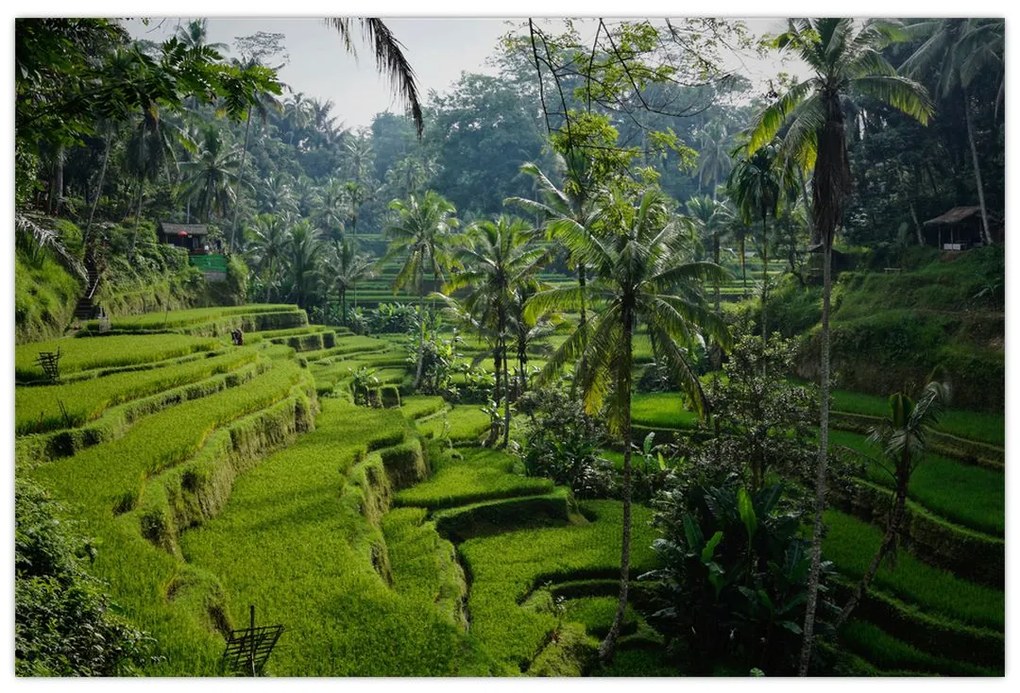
[{"xmin": 771, "ymin": 247, "xmax": 1005, "ymax": 411}]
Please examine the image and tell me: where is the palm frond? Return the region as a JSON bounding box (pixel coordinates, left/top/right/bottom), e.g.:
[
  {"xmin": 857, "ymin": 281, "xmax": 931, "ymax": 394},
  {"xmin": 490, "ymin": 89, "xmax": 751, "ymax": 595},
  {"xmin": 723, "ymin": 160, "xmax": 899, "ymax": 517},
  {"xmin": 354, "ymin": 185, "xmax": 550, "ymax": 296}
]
[{"xmin": 325, "ymin": 18, "xmax": 423, "ymax": 137}]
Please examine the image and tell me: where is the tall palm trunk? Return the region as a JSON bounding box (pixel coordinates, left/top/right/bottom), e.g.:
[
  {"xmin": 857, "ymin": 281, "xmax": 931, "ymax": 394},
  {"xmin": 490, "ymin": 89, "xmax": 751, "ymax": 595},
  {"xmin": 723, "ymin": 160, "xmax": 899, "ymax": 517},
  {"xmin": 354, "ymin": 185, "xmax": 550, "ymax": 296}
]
[
  {"xmin": 230, "ymin": 108, "xmax": 254, "ymax": 252},
  {"xmin": 835, "ymin": 455, "xmax": 908, "ymax": 630},
  {"xmin": 130, "ymin": 178, "xmax": 145, "ymax": 259},
  {"xmin": 761, "ymin": 213, "xmax": 768, "ymax": 342},
  {"xmin": 502, "ymin": 335, "xmax": 512, "ymax": 448},
  {"xmin": 963, "ymin": 86, "xmax": 993, "ymax": 245},
  {"xmin": 713, "ymin": 233, "xmax": 721, "ymax": 314},
  {"xmin": 799, "ymin": 241, "xmax": 832, "ymax": 676},
  {"xmin": 573, "ymin": 264, "xmax": 588, "ymax": 398},
  {"xmin": 739, "ymin": 235, "xmax": 747, "ymax": 292},
  {"xmin": 599, "ymin": 304, "xmax": 634, "ymax": 662},
  {"xmin": 84, "ymin": 134, "xmax": 112, "ymax": 249},
  {"xmin": 339, "ymin": 286, "xmax": 348, "ymax": 324},
  {"xmin": 412, "ymin": 287, "xmax": 426, "ymax": 390},
  {"xmin": 577, "ymin": 264, "xmax": 587, "ymax": 326}
]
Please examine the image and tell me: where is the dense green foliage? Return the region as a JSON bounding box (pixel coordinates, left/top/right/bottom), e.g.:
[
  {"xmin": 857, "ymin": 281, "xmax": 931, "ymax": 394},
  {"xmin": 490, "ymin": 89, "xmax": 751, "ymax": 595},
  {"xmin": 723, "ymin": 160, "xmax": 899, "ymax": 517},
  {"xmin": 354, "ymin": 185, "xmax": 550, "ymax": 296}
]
[
  {"xmin": 15, "ymin": 480, "xmax": 154, "ymax": 675},
  {"xmin": 13, "ymin": 11, "xmax": 1005, "ymax": 679}
]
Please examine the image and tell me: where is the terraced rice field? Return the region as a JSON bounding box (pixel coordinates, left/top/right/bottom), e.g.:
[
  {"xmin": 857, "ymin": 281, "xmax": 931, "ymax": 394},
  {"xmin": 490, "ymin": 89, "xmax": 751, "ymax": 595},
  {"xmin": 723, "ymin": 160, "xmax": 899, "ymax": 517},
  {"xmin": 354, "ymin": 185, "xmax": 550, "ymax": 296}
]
[{"xmin": 15, "ymin": 302, "xmax": 1004, "ymax": 676}]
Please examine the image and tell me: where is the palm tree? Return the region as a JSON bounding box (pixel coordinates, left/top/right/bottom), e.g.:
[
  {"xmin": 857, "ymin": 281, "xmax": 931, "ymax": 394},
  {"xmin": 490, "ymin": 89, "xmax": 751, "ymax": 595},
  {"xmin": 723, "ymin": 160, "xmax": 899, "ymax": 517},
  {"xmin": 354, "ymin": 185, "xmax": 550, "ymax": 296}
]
[
  {"xmin": 727, "ymin": 141, "xmax": 788, "ymax": 341},
  {"xmin": 124, "ymin": 105, "xmax": 180, "ymax": 256},
  {"xmin": 900, "ymin": 19, "xmax": 1004, "ymax": 245},
  {"xmin": 246, "ymin": 213, "xmax": 290, "ymax": 301},
  {"xmin": 182, "ymin": 125, "xmax": 241, "ymax": 223},
  {"xmin": 285, "ymin": 219, "xmax": 323, "ymax": 309},
  {"xmin": 258, "ymin": 175, "xmax": 299, "ymax": 219},
  {"xmin": 315, "ymin": 177, "xmax": 348, "ymax": 240},
  {"xmin": 746, "ymin": 18, "xmax": 932, "ymax": 675},
  {"xmin": 508, "ymin": 152, "xmax": 600, "ymax": 337},
  {"xmin": 228, "ymin": 61, "xmax": 284, "ymax": 251},
  {"xmin": 442, "ymin": 216, "xmax": 547, "ymax": 447},
  {"xmin": 695, "ymin": 123, "xmax": 733, "ymax": 199},
  {"xmin": 283, "ymin": 91, "xmax": 313, "ymax": 146},
  {"xmin": 525, "ymin": 186, "xmax": 730, "ymax": 661},
  {"xmin": 325, "ymin": 236, "xmax": 375, "ymax": 324},
  {"xmin": 383, "ymin": 190, "xmax": 459, "ymax": 389},
  {"xmin": 175, "ymin": 19, "xmax": 228, "ymax": 53},
  {"xmin": 685, "ymin": 195, "xmax": 732, "ymax": 314},
  {"xmin": 510, "ymin": 280, "xmax": 555, "ymax": 394},
  {"xmin": 834, "ymin": 377, "xmax": 949, "ymax": 631}
]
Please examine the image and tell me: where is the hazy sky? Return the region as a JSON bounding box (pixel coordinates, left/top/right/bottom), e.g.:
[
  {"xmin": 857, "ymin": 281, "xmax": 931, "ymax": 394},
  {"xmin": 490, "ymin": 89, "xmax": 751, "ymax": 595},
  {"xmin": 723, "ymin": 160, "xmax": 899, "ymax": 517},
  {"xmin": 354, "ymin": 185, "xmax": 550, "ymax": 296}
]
[{"xmin": 121, "ymin": 16, "xmax": 801, "ymax": 130}]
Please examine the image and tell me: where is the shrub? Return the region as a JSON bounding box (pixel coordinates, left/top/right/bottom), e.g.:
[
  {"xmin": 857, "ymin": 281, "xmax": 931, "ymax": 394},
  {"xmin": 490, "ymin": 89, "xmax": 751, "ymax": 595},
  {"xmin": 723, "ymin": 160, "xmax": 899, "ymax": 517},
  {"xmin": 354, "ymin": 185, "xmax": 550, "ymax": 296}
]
[
  {"xmin": 15, "ymin": 480, "xmax": 155, "ymax": 676},
  {"xmin": 368, "ymin": 302, "xmax": 418, "ymax": 333},
  {"xmin": 645, "ymin": 480, "xmax": 834, "ymax": 675},
  {"xmin": 515, "ymin": 386, "xmax": 614, "ymax": 498}
]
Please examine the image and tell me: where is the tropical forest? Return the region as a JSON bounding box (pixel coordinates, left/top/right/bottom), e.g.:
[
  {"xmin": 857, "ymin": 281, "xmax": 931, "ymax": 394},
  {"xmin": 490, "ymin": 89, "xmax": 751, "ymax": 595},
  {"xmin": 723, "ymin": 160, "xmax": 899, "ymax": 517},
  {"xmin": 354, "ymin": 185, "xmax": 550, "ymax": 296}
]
[{"xmin": 12, "ymin": 16, "xmax": 1006, "ymax": 677}]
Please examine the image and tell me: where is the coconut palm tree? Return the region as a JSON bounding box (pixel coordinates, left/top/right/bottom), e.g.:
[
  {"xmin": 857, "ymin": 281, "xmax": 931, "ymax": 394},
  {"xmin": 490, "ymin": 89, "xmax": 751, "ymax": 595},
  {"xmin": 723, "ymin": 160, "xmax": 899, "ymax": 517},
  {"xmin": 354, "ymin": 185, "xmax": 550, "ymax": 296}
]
[
  {"xmin": 285, "ymin": 219, "xmax": 323, "ymax": 309},
  {"xmin": 685, "ymin": 195, "xmax": 732, "ymax": 313},
  {"xmin": 745, "ymin": 18, "xmax": 932, "ymax": 675},
  {"xmin": 525, "ymin": 186, "xmax": 730, "ymax": 661},
  {"xmin": 508, "ymin": 154, "xmax": 600, "ymax": 331},
  {"xmin": 258, "ymin": 175, "xmax": 299, "ymax": 219},
  {"xmin": 325, "ymin": 236, "xmax": 375, "ymax": 325},
  {"xmin": 124, "ymin": 106, "xmax": 180, "ymax": 256},
  {"xmin": 696, "ymin": 123, "xmax": 733, "ymax": 199},
  {"xmin": 833, "ymin": 377, "xmax": 949, "ymax": 631},
  {"xmin": 900, "ymin": 18, "xmax": 1004, "ymax": 246},
  {"xmin": 246, "ymin": 213, "xmax": 290, "ymax": 301},
  {"xmin": 442, "ymin": 216, "xmax": 547, "ymax": 447},
  {"xmin": 727, "ymin": 140, "xmax": 789, "ymax": 341},
  {"xmin": 228, "ymin": 62, "xmax": 284, "ymax": 251},
  {"xmin": 182, "ymin": 125, "xmax": 241, "ymax": 223},
  {"xmin": 383, "ymin": 190, "xmax": 459, "ymax": 389},
  {"xmin": 175, "ymin": 19, "xmax": 228, "ymax": 53}
]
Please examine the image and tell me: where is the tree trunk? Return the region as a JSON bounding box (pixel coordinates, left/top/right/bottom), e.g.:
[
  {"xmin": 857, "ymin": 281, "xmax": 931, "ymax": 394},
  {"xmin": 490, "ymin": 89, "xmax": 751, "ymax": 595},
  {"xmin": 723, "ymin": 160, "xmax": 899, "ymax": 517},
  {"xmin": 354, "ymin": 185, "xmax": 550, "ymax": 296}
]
[
  {"xmin": 835, "ymin": 473, "xmax": 908, "ymax": 631},
  {"xmin": 761, "ymin": 213, "xmax": 768, "ymax": 343},
  {"xmin": 412, "ymin": 290, "xmax": 426, "ymax": 391},
  {"xmin": 130, "ymin": 178, "xmax": 145, "ymax": 259},
  {"xmin": 84, "ymin": 134, "xmax": 112, "ymax": 249},
  {"xmin": 963, "ymin": 86, "xmax": 993, "ymax": 245},
  {"xmin": 739, "ymin": 235, "xmax": 747, "ymax": 293},
  {"xmin": 909, "ymin": 200, "xmax": 924, "ymax": 247},
  {"xmin": 340, "ymin": 286, "xmax": 347, "ymax": 324},
  {"xmin": 713, "ymin": 233, "xmax": 721, "ymax": 315},
  {"xmin": 230, "ymin": 107, "xmax": 254, "ymax": 252},
  {"xmin": 578, "ymin": 263, "xmax": 587, "ymax": 327},
  {"xmin": 502, "ymin": 338, "xmax": 512, "ymax": 448},
  {"xmin": 599, "ymin": 305, "xmax": 634, "ymax": 663},
  {"xmin": 798, "ymin": 242, "xmax": 832, "ymax": 676}
]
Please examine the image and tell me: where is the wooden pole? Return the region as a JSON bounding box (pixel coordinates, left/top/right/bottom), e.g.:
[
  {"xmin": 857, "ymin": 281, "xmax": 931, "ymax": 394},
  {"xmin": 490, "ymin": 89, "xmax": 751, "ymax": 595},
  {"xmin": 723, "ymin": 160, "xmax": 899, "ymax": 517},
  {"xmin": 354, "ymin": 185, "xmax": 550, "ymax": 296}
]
[{"xmin": 249, "ymin": 605, "xmax": 256, "ymax": 676}]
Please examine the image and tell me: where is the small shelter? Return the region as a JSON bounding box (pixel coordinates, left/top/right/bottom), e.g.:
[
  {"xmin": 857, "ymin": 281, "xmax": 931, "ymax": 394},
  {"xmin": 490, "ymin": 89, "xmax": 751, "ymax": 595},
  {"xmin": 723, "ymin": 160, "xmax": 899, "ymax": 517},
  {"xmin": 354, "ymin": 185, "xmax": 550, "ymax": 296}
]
[
  {"xmin": 922, "ymin": 207, "xmax": 1000, "ymax": 250},
  {"xmin": 157, "ymin": 222, "xmax": 218, "ymax": 254}
]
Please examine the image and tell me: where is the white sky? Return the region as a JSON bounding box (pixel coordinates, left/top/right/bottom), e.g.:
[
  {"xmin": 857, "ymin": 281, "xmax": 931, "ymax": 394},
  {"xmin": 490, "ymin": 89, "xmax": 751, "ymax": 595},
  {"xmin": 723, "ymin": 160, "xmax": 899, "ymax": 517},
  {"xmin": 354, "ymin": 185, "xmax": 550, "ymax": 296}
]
[{"xmin": 120, "ymin": 16, "xmax": 806, "ymax": 130}]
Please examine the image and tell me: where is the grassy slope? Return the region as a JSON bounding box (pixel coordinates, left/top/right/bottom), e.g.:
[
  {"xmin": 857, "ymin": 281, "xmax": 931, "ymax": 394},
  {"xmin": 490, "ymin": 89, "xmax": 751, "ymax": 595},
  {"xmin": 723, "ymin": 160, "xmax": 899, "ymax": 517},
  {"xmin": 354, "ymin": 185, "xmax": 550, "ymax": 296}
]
[
  {"xmin": 830, "ymin": 429, "xmax": 1003, "ymax": 536},
  {"xmin": 181, "ymin": 398, "xmax": 495, "ymax": 676},
  {"xmin": 823, "ymin": 510, "xmax": 1003, "ymax": 630}
]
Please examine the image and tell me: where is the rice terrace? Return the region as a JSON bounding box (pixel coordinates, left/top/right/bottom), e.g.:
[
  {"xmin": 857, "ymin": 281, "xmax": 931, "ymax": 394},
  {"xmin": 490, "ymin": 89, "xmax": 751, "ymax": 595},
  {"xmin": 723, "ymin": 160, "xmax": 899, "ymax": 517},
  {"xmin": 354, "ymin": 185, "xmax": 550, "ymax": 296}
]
[{"xmin": 12, "ymin": 15, "xmax": 1007, "ymax": 678}]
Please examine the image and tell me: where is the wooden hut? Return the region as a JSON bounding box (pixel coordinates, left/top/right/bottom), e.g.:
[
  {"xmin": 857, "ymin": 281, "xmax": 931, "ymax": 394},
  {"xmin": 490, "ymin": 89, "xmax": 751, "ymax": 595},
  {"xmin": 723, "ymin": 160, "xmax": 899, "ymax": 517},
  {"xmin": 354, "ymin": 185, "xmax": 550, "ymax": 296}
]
[
  {"xmin": 922, "ymin": 207, "xmax": 1000, "ymax": 250},
  {"xmin": 156, "ymin": 222, "xmax": 216, "ymax": 254}
]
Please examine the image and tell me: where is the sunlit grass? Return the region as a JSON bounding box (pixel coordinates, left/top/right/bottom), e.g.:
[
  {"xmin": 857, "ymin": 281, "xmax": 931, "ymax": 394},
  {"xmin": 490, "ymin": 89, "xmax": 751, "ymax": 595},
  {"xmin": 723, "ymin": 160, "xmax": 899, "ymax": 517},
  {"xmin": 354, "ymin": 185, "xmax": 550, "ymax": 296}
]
[
  {"xmin": 830, "ymin": 430, "xmax": 1003, "ymax": 536},
  {"xmin": 15, "ymin": 333, "xmax": 222, "ymax": 382},
  {"xmin": 823, "ymin": 510, "xmax": 1003, "ymax": 630}
]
